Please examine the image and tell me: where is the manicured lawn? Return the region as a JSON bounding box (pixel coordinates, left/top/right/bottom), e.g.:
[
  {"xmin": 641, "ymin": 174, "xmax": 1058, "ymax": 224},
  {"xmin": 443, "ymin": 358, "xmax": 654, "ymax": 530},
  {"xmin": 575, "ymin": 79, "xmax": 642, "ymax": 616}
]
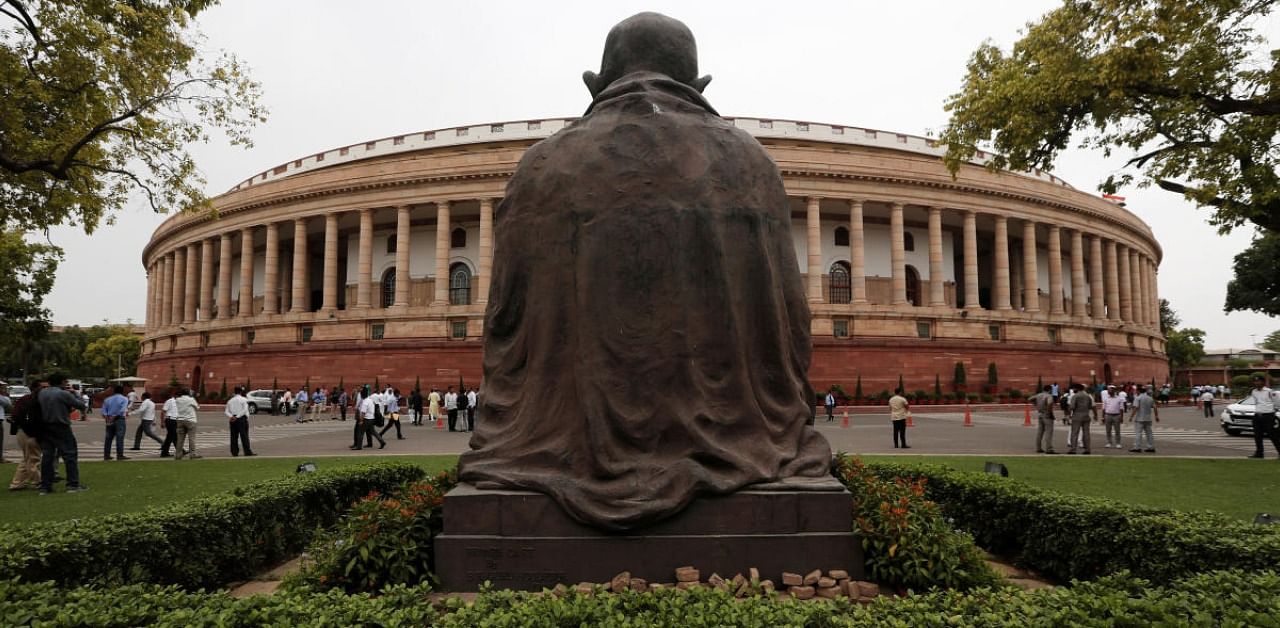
[
  {"xmin": 5, "ymin": 454, "xmax": 1276, "ymax": 524},
  {"xmin": 864, "ymin": 455, "xmax": 1280, "ymax": 521},
  {"xmin": 0, "ymin": 455, "xmax": 458, "ymax": 526}
]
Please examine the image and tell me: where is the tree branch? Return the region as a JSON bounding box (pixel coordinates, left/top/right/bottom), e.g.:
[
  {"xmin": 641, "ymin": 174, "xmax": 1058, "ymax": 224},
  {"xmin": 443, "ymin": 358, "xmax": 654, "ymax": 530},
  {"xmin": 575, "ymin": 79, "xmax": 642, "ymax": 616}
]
[
  {"xmin": 1155, "ymin": 179, "xmax": 1280, "ymax": 231},
  {"xmin": 1130, "ymin": 82, "xmax": 1280, "ymax": 116}
]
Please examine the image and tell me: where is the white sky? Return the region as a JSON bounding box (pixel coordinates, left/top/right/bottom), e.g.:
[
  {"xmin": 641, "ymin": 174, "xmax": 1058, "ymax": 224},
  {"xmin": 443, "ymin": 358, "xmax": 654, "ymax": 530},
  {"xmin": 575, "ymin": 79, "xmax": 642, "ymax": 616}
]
[{"xmin": 42, "ymin": 0, "xmax": 1278, "ymax": 349}]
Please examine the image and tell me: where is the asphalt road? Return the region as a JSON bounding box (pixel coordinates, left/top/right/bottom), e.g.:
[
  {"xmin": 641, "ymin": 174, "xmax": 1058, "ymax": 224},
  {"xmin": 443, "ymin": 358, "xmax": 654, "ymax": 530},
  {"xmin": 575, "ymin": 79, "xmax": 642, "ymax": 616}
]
[{"xmin": 0, "ymin": 400, "xmax": 1268, "ymax": 463}]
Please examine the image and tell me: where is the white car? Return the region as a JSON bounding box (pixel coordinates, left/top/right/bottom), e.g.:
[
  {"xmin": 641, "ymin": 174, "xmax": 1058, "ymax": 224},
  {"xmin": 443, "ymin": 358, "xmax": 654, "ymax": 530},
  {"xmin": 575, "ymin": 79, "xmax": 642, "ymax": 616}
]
[
  {"xmin": 245, "ymin": 389, "xmax": 283, "ymax": 414},
  {"xmin": 6, "ymin": 385, "xmax": 31, "ymax": 400},
  {"xmin": 1221, "ymin": 397, "xmax": 1258, "ymax": 436}
]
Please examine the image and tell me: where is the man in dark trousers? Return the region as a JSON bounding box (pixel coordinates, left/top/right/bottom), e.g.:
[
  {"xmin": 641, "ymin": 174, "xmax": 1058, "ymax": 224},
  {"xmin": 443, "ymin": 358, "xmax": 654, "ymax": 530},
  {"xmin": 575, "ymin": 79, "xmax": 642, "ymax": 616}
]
[
  {"xmin": 160, "ymin": 393, "xmax": 179, "ymax": 457},
  {"xmin": 36, "ymin": 373, "xmax": 88, "ymax": 494},
  {"xmin": 225, "ymin": 386, "xmax": 256, "ymax": 457}
]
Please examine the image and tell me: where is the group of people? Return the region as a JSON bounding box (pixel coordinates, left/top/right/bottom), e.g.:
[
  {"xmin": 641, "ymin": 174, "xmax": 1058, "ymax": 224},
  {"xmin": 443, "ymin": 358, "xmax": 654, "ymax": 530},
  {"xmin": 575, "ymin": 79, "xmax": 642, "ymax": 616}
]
[
  {"xmin": 344, "ymin": 385, "xmax": 479, "ymax": 450},
  {"xmin": 1029, "ymin": 383, "xmax": 1161, "ymax": 455}
]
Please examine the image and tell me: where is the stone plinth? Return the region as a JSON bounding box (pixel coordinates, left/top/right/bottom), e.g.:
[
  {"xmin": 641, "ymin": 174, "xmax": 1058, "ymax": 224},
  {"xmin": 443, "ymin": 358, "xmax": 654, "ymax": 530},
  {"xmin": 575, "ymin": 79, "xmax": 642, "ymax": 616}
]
[{"xmin": 434, "ymin": 479, "xmax": 861, "ymax": 591}]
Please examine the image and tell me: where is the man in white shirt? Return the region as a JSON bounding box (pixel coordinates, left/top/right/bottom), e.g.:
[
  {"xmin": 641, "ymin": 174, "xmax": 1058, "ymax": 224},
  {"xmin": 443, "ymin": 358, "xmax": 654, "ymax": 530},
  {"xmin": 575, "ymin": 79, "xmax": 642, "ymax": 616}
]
[
  {"xmin": 466, "ymin": 388, "xmax": 478, "ymax": 432},
  {"xmin": 129, "ymin": 392, "xmax": 163, "ymax": 450},
  {"xmin": 354, "ymin": 391, "xmax": 386, "ymax": 450},
  {"xmin": 444, "ymin": 386, "xmax": 459, "ymax": 432},
  {"xmin": 1247, "ymin": 375, "xmax": 1280, "ymax": 459},
  {"xmin": 173, "ymin": 389, "xmax": 201, "ymax": 460},
  {"xmin": 225, "ymin": 386, "xmax": 256, "ymax": 457},
  {"xmin": 160, "ymin": 394, "xmax": 180, "ymax": 458},
  {"xmin": 1200, "ymin": 387, "xmax": 1216, "ymax": 419},
  {"xmin": 1099, "ymin": 385, "xmax": 1126, "ymax": 448}
]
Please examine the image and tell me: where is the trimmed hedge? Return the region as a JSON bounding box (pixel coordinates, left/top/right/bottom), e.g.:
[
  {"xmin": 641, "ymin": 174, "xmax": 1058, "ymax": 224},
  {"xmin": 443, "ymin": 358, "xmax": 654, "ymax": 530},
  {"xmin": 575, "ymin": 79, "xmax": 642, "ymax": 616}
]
[
  {"xmin": 0, "ymin": 570, "xmax": 1275, "ymax": 627},
  {"xmin": 0, "ymin": 462, "xmax": 425, "ymax": 589},
  {"xmin": 864, "ymin": 461, "xmax": 1280, "ymax": 583}
]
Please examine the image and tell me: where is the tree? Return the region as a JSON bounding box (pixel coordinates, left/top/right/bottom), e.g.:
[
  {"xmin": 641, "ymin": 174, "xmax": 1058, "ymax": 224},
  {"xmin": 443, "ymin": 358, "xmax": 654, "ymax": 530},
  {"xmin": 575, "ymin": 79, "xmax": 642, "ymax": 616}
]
[
  {"xmin": 1224, "ymin": 231, "xmax": 1280, "ymax": 316},
  {"xmin": 81, "ymin": 326, "xmax": 140, "ymax": 379},
  {"xmin": 1159, "ymin": 299, "xmax": 1181, "ymax": 336},
  {"xmin": 1, "ymin": 0, "xmax": 264, "ymax": 282},
  {"xmin": 1263, "ymin": 329, "xmax": 1280, "ymax": 352},
  {"xmin": 941, "ymin": 1, "xmax": 1279, "ymax": 309},
  {"xmin": 943, "ymin": 0, "xmax": 1279, "ymax": 231},
  {"xmin": 1166, "ymin": 327, "xmax": 1207, "ymax": 375}
]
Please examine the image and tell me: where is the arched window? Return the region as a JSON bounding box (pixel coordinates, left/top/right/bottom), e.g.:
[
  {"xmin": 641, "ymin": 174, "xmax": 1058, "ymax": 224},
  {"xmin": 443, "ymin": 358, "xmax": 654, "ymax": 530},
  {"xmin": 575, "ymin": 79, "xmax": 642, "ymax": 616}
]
[
  {"xmin": 386, "ymin": 234, "xmax": 396, "ymax": 254},
  {"xmin": 449, "ymin": 263, "xmax": 472, "ymax": 305},
  {"xmin": 903, "ymin": 231, "xmax": 915, "ymax": 252},
  {"xmin": 834, "ymin": 226, "xmax": 850, "ymax": 247},
  {"xmin": 381, "ymin": 269, "xmax": 396, "ymax": 308},
  {"xmin": 829, "ymin": 261, "xmax": 851, "ymax": 304},
  {"xmin": 451, "ymin": 227, "xmax": 467, "ymax": 249},
  {"xmin": 905, "ymin": 265, "xmax": 921, "ymax": 306}
]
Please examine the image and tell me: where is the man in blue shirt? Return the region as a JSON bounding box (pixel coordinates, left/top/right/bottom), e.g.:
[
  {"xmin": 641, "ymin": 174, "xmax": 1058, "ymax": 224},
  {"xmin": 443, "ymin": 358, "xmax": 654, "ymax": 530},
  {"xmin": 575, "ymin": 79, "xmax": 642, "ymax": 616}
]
[{"xmin": 101, "ymin": 385, "xmax": 130, "ymax": 460}]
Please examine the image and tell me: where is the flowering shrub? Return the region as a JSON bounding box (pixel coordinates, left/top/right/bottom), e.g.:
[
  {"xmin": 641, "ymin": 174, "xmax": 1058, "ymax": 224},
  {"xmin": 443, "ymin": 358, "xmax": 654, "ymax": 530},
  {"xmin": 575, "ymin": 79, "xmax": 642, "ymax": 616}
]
[
  {"xmin": 286, "ymin": 469, "xmax": 458, "ymax": 594},
  {"xmin": 834, "ymin": 455, "xmax": 999, "ymax": 592}
]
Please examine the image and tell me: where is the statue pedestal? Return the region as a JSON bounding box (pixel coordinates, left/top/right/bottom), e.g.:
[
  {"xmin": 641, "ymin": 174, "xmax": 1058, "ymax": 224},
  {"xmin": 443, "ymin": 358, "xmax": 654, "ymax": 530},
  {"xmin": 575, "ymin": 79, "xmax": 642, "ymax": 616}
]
[{"xmin": 434, "ymin": 480, "xmax": 861, "ymax": 591}]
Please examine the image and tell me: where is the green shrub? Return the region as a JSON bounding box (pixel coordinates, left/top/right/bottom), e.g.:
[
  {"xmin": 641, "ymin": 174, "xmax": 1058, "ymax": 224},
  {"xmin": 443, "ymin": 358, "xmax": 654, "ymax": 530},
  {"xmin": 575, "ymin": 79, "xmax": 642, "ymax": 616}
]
[
  {"xmin": 862, "ymin": 461, "xmax": 1280, "ymax": 583},
  {"xmin": 287, "ymin": 469, "xmax": 457, "ymax": 593},
  {"xmin": 833, "ymin": 456, "xmax": 999, "ymax": 591},
  {"xmin": 0, "ymin": 462, "xmax": 425, "ymax": 589}
]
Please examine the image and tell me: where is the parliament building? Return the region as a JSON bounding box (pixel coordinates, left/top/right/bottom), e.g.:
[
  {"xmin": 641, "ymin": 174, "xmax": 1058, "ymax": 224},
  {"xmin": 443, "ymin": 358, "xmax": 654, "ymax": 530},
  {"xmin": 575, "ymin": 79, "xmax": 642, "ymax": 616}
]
[{"xmin": 137, "ymin": 118, "xmax": 1168, "ymax": 395}]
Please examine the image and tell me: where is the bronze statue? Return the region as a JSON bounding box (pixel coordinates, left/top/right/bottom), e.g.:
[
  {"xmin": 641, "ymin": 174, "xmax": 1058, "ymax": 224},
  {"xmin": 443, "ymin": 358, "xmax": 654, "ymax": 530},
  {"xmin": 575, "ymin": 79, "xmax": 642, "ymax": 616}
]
[{"xmin": 458, "ymin": 12, "xmax": 833, "ymax": 531}]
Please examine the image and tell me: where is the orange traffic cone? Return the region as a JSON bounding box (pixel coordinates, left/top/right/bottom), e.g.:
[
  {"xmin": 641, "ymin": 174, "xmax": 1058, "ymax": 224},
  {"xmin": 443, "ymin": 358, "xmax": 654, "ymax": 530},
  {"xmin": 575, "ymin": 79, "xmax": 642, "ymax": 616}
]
[
  {"xmin": 1023, "ymin": 404, "xmax": 1033, "ymax": 427},
  {"xmin": 963, "ymin": 405, "xmax": 973, "ymax": 427},
  {"xmin": 841, "ymin": 412, "xmax": 849, "ymax": 428},
  {"xmin": 906, "ymin": 413, "xmax": 915, "ymax": 428},
  {"xmin": 436, "ymin": 417, "xmax": 444, "ymax": 430}
]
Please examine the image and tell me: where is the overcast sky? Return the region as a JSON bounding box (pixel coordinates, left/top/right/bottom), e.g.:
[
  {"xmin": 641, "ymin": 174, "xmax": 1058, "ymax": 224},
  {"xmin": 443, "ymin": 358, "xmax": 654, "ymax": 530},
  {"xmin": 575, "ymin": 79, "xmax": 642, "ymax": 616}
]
[{"xmin": 41, "ymin": 0, "xmax": 1278, "ymax": 349}]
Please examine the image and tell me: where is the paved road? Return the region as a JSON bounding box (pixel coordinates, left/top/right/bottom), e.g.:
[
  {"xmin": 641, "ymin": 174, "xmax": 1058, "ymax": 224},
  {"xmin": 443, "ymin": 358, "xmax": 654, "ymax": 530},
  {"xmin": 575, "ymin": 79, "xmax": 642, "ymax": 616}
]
[{"xmin": 0, "ymin": 401, "xmax": 1267, "ymax": 462}]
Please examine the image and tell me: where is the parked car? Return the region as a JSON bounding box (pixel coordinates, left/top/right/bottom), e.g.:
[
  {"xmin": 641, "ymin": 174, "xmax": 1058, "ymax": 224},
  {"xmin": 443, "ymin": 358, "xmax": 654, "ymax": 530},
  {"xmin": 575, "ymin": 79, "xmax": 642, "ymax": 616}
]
[
  {"xmin": 6, "ymin": 384, "xmax": 31, "ymax": 400},
  {"xmin": 1221, "ymin": 397, "xmax": 1259, "ymax": 436},
  {"xmin": 245, "ymin": 389, "xmax": 282, "ymax": 415}
]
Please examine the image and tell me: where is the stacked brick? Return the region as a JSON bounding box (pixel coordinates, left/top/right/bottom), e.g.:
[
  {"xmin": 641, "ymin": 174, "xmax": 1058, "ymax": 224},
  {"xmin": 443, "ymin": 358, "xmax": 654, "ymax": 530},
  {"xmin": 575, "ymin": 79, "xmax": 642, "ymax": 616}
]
[{"xmin": 552, "ymin": 567, "xmax": 880, "ymax": 602}]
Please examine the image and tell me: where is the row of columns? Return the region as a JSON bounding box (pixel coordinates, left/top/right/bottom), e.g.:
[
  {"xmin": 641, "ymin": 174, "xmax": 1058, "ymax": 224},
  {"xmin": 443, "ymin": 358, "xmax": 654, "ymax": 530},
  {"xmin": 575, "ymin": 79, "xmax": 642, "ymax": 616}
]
[
  {"xmin": 145, "ymin": 200, "xmax": 496, "ymax": 329},
  {"xmin": 802, "ymin": 197, "xmax": 1161, "ymax": 327}
]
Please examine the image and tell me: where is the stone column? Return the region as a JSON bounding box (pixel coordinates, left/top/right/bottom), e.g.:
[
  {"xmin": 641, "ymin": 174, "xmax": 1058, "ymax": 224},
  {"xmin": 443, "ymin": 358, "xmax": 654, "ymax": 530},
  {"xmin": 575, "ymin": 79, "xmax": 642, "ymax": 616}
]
[
  {"xmin": 291, "ymin": 218, "xmax": 309, "ymax": 313},
  {"xmin": 1118, "ymin": 244, "xmax": 1133, "ymax": 322},
  {"xmin": 144, "ymin": 264, "xmax": 153, "ymax": 330},
  {"xmin": 171, "ymin": 247, "xmax": 185, "ymax": 325},
  {"xmin": 1010, "ymin": 246, "xmax": 1022, "ymax": 310},
  {"xmin": 217, "ymin": 233, "xmax": 233, "ymax": 319},
  {"xmin": 183, "ymin": 243, "xmax": 198, "ymax": 323},
  {"xmin": 1048, "ymin": 225, "xmax": 1064, "ymax": 314},
  {"xmin": 1090, "ymin": 235, "xmax": 1105, "ymax": 319},
  {"xmin": 395, "ymin": 205, "xmax": 411, "ymax": 307},
  {"xmin": 357, "ymin": 209, "xmax": 373, "ymax": 308},
  {"xmin": 322, "ymin": 213, "xmax": 339, "ymax": 312},
  {"xmin": 1021, "ymin": 220, "xmax": 1039, "ymax": 312},
  {"xmin": 263, "ymin": 223, "xmax": 279, "ymax": 314},
  {"xmin": 1131, "ymin": 250, "xmax": 1145, "ymax": 326},
  {"xmin": 1070, "ymin": 230, "xmax": 1087, "ymax": 317},
  {"xmin": 159, "ymin": 255, "xmax": 171, "ymax": 327},
  {"xmin": 927, "ymin": 206, "xmax": 945, "ymax": 306},
  {"xmin": 477, "ymin": 198, "xmax": 495, "ymax": 305},
  {"xmin": 239, "ymin": 227, "xmax": 254, "ymax": 317},
  {"xmin": 890, "ymin": 202, "xmax": 907, "ymax": 305},
  {"xmin": 806, "ymin": 197, "xmax": 823, "ymax": 303},
  {"xmin": 1104, "ymin": 240, "xmax": 1120, "ymax": 320},
  {"xmin": 1148, "ymin": 258, "xmax": 1160, "ymax": 325},
  {"xmin": 433, "ymin": 201, "xmax": 451, "ymax": 306},
  {"xmin": 849, "ymin": 200, "xmax": 867, "ymax": 303},
  {"xmin": 993, "ymin": 215, "xmax": 1011, "ymax": 310},
  {"xmin": 962, "ymin": 210, "xmax": 980, "ymax": 309},
  {"xmin": 200, "ymin": 239, "xmax": 214, "ymax": 321}
]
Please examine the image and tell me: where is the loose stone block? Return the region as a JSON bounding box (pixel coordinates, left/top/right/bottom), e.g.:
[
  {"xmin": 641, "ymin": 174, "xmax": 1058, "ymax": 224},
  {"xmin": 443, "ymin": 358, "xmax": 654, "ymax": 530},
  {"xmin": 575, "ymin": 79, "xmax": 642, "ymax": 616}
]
[
  {"xmin": 760, "ymin": 579, "xmax": 775, "ymax": 593},
  {"xmin": 749, "ymin": 567, "xmax": 760, "ymax": 581},
  {"xmin": 708, "ymin": 573, "xmax": 726, "ymax": 589},
  {"xmin": 856, "ymin": 581, "xmax": 880, "ymax": 598},
  {"xmin": 676, "ymin": 581, "xmax": 702, "ymax": 590},
  {"xmin": 782, "ymin": 572, "xmax": 804, "ymax": 586},
  {"xmin": 828, "ymin": 569, "xmax": 849, "ymax": 580},
  {"xmin": 816, "ymin": 586, "xmax": 841, "ymax": 599},
  {"xmin": 611, "ymin": 571, "xmax": 631, "ymax": 593},
  {"xmin": 675, "ymin": 567, "xmax": 700, "ymax": 583},
  {"xmin": 629, "ymin": 578, "xmax": 649, "ymax": 593},
  {"xmin": 817, "ymin": 576, "xmax": 836, "ymax": 588},
  {"xmin": 790, "ymin": 585, "xmax": 816, "ymax": 600},
  {"xmin": 803, "ymin": 569, "xmax": 822, "ymax": 585}
]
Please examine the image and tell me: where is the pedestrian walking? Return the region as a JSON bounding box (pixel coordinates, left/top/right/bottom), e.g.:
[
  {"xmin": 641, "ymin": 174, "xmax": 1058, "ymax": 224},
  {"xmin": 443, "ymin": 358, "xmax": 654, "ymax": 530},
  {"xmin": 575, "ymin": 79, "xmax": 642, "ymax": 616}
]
[
  {"xmin": 888, "ymin": 388, "xmax": 910, "ymax": 449},
  {"xmin": 281, "ymin": 389, "xmax": 293, "ymax": 416},
  {"xmin": 337, "ymin": 389, "xmax": 349, "ymax": 421},
  {"xmin": 1128, "ymin": 385, "xmax": 1159, "ymax": 452},
  {"xmin": 172, "ymin": 389, "xmax": 201, "ymax": 460},
  {"xmin": 0, "ymin": 382, "xmax": 10, "ymax": 465},
  {"xmin": 354, "ymin": 389, "xmax": 386, "ymax": 450},
  {"xmin": 410, "ymin": 389, "xmax": 424, "ymax": 425},
  {"xmin": 1067, "ymin": 382, "xmax": 1097, "ymax": 454},
  {"xmin": 1200, "ymin": 387, "xmax": 1216, "ymax": 419},
  {"xmin": 129, "ymin": 392, "xmax": 164, "ymax": 450},
  {"xmin": 101, "ymin": 385, "xmax": 130, "ymax": 461},
  {"xmin": 1100, "ymin": 385, "xmax": 1125, "ymax": 448},
  {"xmin": 1246, "ymin": 375, "xmax": 1280, "ymax": 459},
  {"xmin": 428, "ymin": 387, "xmax": 441, "ymax": 425},
  {"xmin": 466, "ymin": 387, "xmax": 477, "ymax": 431},
  {"xmin": 160, "ymin": 394, "xmax": 178, "ymax": 457},
  {"xmin": 36, "ymin": 373, "xmax": 87, "ymax": 494},
  {"xmin": 226, "ymin": 386, "xmax": 256, "ymax": 457},
  {"xmin": 379, "ymin": 388, "xmax": 405, "ymax": 440},
  {"xmin": 6, "ymin": 381, "xmax": 43, "ymax": 491},
  {"xmin": 444, "ymin": 386, "xmax": 459, "ymax": 431},
  {"xmin": 1030, "ymin": 385, "xmax": 1057, "ymax": 454}
]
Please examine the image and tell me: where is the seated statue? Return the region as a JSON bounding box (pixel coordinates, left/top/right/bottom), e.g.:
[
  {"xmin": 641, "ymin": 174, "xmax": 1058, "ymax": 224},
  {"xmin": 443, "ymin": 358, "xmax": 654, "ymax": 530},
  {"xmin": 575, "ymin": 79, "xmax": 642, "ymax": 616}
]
[{"xmin": 458, "ymin": 12, "xmax": 833, "ymax": 531}]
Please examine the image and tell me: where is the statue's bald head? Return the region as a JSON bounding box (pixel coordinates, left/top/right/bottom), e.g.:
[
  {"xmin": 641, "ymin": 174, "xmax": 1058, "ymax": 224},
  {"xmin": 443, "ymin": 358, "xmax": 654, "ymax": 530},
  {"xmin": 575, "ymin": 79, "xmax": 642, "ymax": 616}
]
[{"xmin": 584, "ymin": 12, "xmax": 711, "ymax": 98}]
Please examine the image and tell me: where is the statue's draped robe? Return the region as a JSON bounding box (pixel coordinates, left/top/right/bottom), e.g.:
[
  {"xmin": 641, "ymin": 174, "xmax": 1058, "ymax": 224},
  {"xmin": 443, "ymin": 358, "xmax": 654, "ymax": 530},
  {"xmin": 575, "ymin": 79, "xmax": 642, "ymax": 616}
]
[{"xmin": 458, "ymin": 72, "xmax": 833, "ymax": 531}]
